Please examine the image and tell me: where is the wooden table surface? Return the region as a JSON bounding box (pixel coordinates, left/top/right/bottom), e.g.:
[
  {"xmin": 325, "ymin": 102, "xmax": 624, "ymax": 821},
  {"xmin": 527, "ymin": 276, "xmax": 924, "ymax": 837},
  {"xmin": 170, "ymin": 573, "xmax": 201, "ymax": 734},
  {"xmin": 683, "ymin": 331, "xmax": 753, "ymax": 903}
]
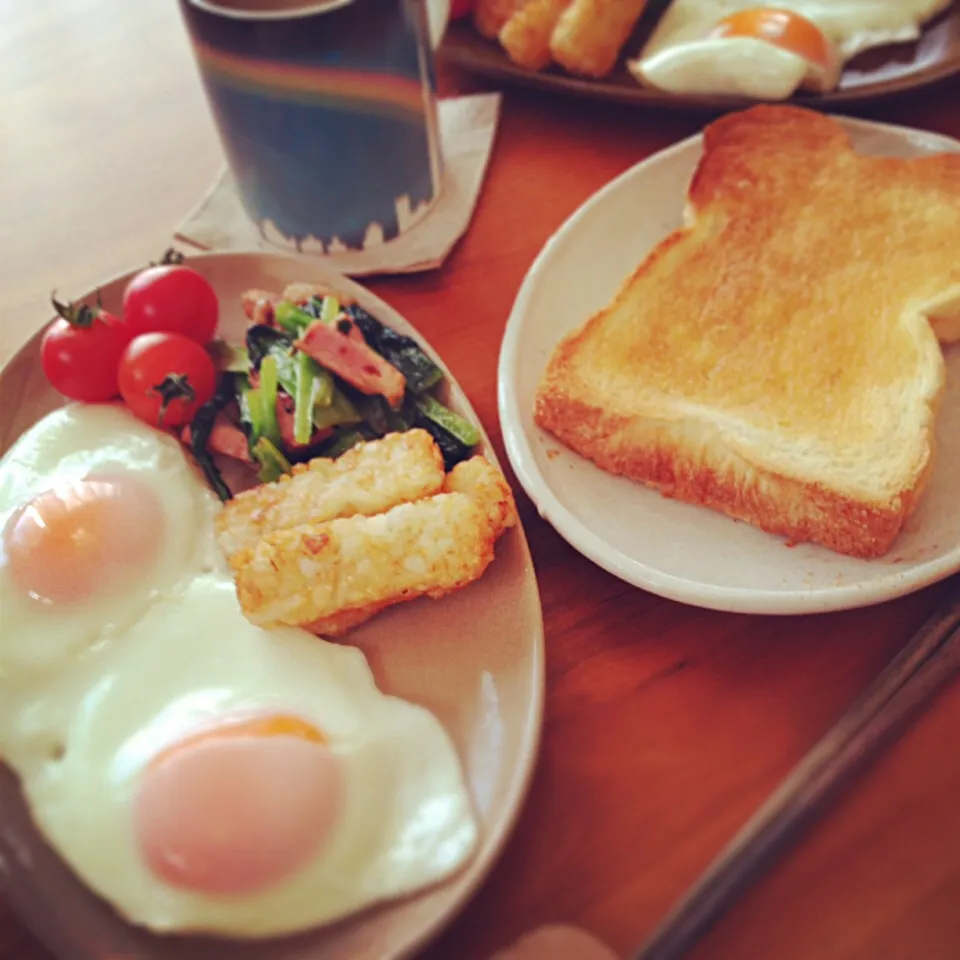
[{"xmin": 3, "ymin": 3, "xmax": 960, "ymax": 959}]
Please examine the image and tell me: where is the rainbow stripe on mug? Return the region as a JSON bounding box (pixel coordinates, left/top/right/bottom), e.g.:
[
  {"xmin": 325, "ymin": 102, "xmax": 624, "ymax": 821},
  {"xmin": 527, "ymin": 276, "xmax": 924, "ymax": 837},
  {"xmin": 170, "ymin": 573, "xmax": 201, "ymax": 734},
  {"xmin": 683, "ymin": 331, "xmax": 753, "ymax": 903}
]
[{"xmin": 194, "ymin": 40, "xmax": 426, "ymax": 119}]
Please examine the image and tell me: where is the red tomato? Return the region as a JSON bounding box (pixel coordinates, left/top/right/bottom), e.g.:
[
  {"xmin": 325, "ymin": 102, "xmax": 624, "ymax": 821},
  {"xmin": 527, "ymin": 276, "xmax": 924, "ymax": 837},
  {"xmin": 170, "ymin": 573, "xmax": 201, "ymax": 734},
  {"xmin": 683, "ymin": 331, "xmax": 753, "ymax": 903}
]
[
  {"xmin": 41, "ymin": 296, "xmax": 132, "ymax": 402},
  {"xmin": 123, "ymin": 265, "xmax": 219, "ymax": 344},
  {"xmin": 118, "ymin": 333, "xmax": 216, "ymax": 428},
  {"xmin": 450, "ymin": 0, "xmax": 474, "ymax": 19}
]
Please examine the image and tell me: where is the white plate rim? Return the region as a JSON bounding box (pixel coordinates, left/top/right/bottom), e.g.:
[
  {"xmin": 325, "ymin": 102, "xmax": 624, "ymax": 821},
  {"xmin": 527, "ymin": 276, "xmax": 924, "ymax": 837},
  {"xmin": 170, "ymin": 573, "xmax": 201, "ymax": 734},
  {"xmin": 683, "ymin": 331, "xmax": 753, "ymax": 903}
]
[
  {"xmin": 0, "ymin": 249, "xmax": 546, "ymax": 960},
  {"xmin": 498, "ymin": 115, "xmax": 960, "ymax": 616}
]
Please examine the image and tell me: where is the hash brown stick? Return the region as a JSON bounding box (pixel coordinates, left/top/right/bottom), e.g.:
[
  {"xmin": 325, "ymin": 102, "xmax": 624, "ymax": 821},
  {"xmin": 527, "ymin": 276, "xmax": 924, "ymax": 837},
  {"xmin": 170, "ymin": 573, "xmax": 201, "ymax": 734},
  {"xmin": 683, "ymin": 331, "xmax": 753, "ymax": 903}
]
[
  {"xmin": 499, "ymin": 0, "xmax": 572, "ymax": 71},
  {"xmin": 550, "ymin": 0, "xmax": 648, "ymax": 78},
  {"xmin": 228, "ymin": 455, "xmax": 517, "ymax": 639},
  {"xmin": 215, "ymin": 430, "xmax": 445, "ymax": 559},
  {"xmin": 443, "ymin": 456, "xmax": 518, "ymax": 540},
  {"xmin": 474, "ymin": 0, "xmax": 529, "ymax": 39},
  {"xmin": 230, "ymin": 492, "xmax": 499, "ymax": 630}
]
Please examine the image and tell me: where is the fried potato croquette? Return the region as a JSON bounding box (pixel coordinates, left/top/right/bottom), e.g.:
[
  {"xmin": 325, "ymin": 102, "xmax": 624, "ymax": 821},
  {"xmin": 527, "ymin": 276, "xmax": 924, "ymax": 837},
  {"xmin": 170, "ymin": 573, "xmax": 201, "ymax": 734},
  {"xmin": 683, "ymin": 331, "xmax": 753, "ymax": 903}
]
[
  {"xmin": 443, "ymin": 456, "xmax": 518, "ymax": 540},
  {"xmin": 550, "ymin": 0, "xmax": 649, "ymax": 78},
  {"xmin": 500, "ymin": 0, "xmax": 572, "ymax": 70},
  {"xmin": 219, "ymin": 427, "xmax": 517, "ymax": 636},
  {"xmin": 230, "ymin": 489, "xmax": 502, "ymax": 632},
  {"xmin": 215, "ymin": 430, "xmax": 445, "ymax": 559},
  {"xmin": 298, "ymin": 457, "xmax": 519, "ymax": 636},
  {"xmin": 474, "ymin": 0, "xmax": 529, "ymax": 39}
]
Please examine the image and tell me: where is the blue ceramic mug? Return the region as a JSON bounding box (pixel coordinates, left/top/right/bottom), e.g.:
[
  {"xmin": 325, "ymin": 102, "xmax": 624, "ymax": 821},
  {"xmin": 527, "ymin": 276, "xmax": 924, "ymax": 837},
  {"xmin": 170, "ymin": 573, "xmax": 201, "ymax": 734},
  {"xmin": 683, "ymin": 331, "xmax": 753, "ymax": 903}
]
[{"xmin": 178, "ymin": 0, "xmax": 450, "ymax": 253}]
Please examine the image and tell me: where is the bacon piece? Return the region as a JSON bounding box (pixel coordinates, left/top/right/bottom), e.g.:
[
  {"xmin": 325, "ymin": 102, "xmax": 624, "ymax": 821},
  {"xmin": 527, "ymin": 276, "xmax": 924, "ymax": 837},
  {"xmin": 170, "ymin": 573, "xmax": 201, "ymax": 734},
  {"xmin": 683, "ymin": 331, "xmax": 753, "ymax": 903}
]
[
  {"xmin": 334, "ymin": 316, "xmax": 367, "ymax": 343},
  {"xmin": 295, "ymin": 321, "xmax": 405, "ymax": 407},
  {"xmin": 182, "ymin": 414, "xmax": 252, "ymax": 463}
]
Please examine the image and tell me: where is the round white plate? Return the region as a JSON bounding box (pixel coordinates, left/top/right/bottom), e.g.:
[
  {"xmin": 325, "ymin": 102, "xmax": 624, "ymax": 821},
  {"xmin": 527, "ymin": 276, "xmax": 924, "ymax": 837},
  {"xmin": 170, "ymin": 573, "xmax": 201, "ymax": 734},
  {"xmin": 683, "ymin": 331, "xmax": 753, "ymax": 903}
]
[{"xmin": 499, "ymin": 116, "xmax": 960, "ymax": 616}]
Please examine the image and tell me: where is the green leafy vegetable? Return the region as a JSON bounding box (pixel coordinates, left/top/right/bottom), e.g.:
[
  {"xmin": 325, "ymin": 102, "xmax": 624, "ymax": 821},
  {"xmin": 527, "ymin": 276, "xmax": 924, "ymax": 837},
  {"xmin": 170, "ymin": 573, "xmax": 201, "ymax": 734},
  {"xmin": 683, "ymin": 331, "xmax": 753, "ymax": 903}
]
[
  {"xmin": 206, "ymin": 339, "xmax": 250, "ymax": 373},
  {"xmin": 294, "ymin": 351, "xmax": 319, "ymax": 445},
  {"xmin": 245, "ymin": 324, "xmax": 293, "ymax": 367},
  {"xmin": 261, "ymin": 344, "xmax": 296, "ymax": 397},
  {"xmin": 251, "ymin": 436, "xmax": 292, "ymax": 483},
  {"xmin": 312, "ymin": 363, "xmax": 334, "ymax": 409},
  {"xmin": 412, "ymin": 393, "xmax": 480, "ymax": 447},
  {"xmin": 202, "ymin": 299, "xmax": 478, "ymax": 483},
  {"xmin": 347, "ymin": 305, "xmax": 443, "ymax": 394},
  {"xmin": 384, "ymin": 403, "xmax": 410, "ymax": 434},
  {"xmin": 242, "ymin": 384, "xmax": 263, "ymax": 442},
  {"xmin": 275, "ymin": 301, "xmax": 313, "ymax": 336},
  {"xmin": 187, "ymin": 374, "xmax": 236, "ymax": 502},
  {"xmin": 312, "ymin": 386, "xmax": 362, "ymax": 431},
  {"xmin": 352, "ymin": 393, "xmax": 390, "ymax": 437},
  {"xmin": 258, "ymin": 355, "xmax": 282, "ymax": 448},
  {"xmin": 237, "ymin": 375, "xmax": 255, "ymax": 438},
  {"xmin": 320, "ymin": 295, "xmax": 340, "ymax": 326},
  {"xmin": 416, "ymin": 419, "xmax": 472, "ymax": 471}
]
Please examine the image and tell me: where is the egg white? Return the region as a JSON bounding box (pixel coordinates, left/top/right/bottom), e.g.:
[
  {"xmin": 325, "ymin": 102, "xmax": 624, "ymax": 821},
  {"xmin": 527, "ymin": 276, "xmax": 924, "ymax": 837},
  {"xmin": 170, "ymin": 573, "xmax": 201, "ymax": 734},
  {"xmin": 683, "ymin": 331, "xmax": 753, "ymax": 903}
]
[
  {"xmin": 5, "ymin": 575, "xmax": 477, "ymax": 937},
  {"xmin": 634, "ymin": 35, "xmax": 811, "ymax": 100},
  {"xmin": 633, "ymin": 0, "xmax": 953, "ymax": 98},
  {"xmin": 0, "ymin": 404, "xmax": 478, "ymax": 938},
  {"xmin": 0, "ymin": 404, "xmax": 220, "ymax": 677}
]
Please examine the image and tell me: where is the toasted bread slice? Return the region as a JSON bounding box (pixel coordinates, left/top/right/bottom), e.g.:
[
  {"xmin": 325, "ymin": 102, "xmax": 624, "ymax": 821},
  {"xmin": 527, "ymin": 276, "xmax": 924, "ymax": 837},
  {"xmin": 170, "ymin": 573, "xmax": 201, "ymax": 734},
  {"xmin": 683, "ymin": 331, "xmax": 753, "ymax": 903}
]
[{"xmin": 535, "ymin": 106, "xmax": 960, "ymax": 558}]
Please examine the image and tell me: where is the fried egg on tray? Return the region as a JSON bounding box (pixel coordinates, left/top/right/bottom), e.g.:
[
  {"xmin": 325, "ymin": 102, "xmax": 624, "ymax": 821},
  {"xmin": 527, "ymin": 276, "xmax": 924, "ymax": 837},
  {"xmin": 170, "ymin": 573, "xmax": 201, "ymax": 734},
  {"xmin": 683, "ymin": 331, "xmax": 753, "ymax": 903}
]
[{"xmin": 0, "ymin": 403, "xmax": 478, "ymax": 939}]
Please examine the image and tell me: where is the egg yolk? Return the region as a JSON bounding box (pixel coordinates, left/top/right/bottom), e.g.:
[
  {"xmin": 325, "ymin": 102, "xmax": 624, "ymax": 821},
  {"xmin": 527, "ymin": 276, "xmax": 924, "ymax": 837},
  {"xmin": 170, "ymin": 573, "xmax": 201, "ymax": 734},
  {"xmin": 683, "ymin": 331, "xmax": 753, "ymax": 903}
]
[
  {"xmin": 2, "ymin": 474, "xmax": 163, "ymax": 605},
  {"xmin": 135, "ymin": 714, "xmax": 342, "ymax": 896},
  {"xmin": 710, "ymin": 8, "xmax": 840, "ymax": 78}
]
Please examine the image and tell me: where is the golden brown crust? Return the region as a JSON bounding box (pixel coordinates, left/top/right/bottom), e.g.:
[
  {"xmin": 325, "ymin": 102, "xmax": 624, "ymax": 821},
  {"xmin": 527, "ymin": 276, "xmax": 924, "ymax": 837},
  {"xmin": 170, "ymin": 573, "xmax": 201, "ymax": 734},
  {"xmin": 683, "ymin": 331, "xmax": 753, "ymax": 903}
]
[
  {"xmin": 221, "ymin": 439, "xmax": 517, "ymax": 634},
  {"xmin": 534, "ymin": 106, "xmax": 958, "ymax": 558},
  {"xmin": 474, "ymin": 0, "xmax": 529, "ymax": 39},
  {"xmin": 215, "ymin": 429, "xmax": 444, "ymax": 560},
  {"xmin": 534, "ymin": 389, "xmax": 925, "ymax": 559},
  {"xmin": 499, "ymin": 0, "xmax": 571, "ymax": 71},
  {"xmin": 229, "ymin": 492, "xmax": 499, "ymax": 629},
  {"xmin": 549, "ymin": 0, "xmax": 649, "ymax": 79}
]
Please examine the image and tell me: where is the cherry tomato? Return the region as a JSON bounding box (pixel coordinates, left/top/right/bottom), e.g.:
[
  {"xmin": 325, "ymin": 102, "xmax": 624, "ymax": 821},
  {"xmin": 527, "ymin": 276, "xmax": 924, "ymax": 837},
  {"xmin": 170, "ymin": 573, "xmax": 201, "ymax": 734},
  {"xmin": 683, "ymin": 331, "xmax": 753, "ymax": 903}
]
[
  {"xmin": 450, "ymin": 0, "xmax": 474, "ymax": 19},
  {"xmin": 123, "ymin": 264, "xmax": 219, "ymax": 344},
  {"xmin": 41, "ymin": 295, "xmax": 132, "ymax": 402},
  {"xmin": 118, "ymin": 332, "xmax": 216, "ymax": 428}
]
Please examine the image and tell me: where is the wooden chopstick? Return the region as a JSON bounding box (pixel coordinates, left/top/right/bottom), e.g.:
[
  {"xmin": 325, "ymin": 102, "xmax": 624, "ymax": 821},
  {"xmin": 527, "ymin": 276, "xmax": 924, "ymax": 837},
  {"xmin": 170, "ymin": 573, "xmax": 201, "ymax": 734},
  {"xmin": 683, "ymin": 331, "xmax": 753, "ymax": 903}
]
[{"xmin": 631, "ymin": 577, "xmax": 960, "ymax": 960}]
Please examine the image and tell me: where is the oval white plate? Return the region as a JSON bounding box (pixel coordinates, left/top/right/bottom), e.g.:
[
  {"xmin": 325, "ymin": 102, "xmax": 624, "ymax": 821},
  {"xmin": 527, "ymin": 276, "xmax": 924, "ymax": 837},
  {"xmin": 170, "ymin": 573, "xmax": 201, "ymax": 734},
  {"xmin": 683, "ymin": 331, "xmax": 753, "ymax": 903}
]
[
  {"xmin": 0, "ymin": 251, "xmax": 544, "ymax": 960},
  {"xmin": 499, "ymin": 117, "xmax": 960, "ymax": 616}
]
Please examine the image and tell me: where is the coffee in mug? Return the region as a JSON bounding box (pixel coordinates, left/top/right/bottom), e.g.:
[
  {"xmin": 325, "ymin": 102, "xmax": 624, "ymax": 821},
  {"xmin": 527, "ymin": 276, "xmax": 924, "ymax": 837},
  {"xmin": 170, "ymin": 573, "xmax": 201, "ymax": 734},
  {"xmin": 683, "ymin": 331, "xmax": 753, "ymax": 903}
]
[{"xmin": 179, "ymin": 0, "xmax": 449, "ymax": 253}]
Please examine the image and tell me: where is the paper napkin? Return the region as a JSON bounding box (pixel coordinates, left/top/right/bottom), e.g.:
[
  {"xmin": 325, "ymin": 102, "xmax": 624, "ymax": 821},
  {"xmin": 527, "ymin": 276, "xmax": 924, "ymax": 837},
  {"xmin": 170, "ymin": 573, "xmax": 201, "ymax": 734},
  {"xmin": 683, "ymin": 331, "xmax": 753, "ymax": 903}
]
[{"xmin": 175, "ymin": 93, "xmax": 502, "ymax": 277}]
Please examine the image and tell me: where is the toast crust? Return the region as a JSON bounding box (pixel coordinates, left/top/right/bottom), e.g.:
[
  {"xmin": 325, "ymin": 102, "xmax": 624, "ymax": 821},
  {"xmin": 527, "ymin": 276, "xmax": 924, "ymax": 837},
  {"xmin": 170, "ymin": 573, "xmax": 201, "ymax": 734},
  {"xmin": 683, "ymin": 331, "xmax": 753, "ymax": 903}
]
[
  {"xmin": 534, "ymin": 390, "xmax": 932, "ymax": 559},
  {"xmin": 534, "ymin": 106, "xmax": 959, "ymax": 558}
]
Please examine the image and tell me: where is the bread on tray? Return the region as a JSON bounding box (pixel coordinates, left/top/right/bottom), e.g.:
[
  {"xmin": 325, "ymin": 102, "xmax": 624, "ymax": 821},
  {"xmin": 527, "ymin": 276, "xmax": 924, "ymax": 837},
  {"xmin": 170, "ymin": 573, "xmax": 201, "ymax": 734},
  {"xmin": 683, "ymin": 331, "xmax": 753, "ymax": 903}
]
[{"xmin": 535, "ymin": 106, "xmax": 960, "ymax": 559}]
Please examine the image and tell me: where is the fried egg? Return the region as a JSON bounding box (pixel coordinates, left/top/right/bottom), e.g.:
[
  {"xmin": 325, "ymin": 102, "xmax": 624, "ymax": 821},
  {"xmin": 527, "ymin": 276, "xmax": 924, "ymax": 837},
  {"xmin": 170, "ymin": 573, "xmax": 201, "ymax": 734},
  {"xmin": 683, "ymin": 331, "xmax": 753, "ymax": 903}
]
[
  {"xmin": 0, "ymin": 404, "xmax": 219, "ymax": 675},
  {"xmin": 0, "ymin": 404, "xmax": 478, "ymax": 938},
  {"xmin": 630, "ymin": 1, "xmax": 953, "ymax": 99}
]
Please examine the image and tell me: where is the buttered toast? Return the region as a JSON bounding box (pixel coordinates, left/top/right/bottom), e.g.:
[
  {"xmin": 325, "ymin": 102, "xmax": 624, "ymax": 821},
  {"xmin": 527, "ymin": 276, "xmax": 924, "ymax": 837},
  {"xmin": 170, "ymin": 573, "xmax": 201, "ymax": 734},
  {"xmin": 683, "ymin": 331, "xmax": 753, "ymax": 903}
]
[{"xmin": 535, "ymin": 106, "xmax": 960, "ymax": 559}]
